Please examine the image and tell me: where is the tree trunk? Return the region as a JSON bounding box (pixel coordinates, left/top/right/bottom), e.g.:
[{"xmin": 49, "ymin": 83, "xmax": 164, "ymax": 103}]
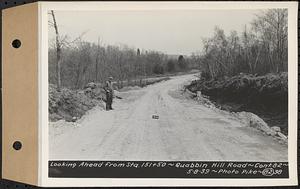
[
  {"xmin": 95, "ymin": 38, "xmax": 100, "ymax": 82},
  {"xmin": 51, "ymin": 10, "xmax": 62, "ymax": 91}
]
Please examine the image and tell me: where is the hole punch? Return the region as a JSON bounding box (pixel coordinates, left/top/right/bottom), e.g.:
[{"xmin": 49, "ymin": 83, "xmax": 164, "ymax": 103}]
[
  {"xmin": 12, "ymin": 39, "xmax": 21, "ymax": 48},
  {"xmin": 13, "ymin": 141, "xmax": 22, "ymax": 150}
]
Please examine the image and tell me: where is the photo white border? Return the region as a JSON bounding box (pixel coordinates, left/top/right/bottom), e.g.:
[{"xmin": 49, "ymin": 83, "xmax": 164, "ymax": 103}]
[{"xmin": 38, "ymin": 1, "xmax": 298, "ymax": 187}]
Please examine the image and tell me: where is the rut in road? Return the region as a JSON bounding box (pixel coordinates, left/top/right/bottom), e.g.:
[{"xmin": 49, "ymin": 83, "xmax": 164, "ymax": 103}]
[{"xmin": 50, "ymin": 74, "xmax": 288, "ymax": 161}]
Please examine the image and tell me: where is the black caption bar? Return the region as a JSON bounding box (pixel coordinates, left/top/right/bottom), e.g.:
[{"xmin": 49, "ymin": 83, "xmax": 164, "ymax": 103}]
[{"xmin": 49, "ymin": 161, "xmax": 289, "ymax": 178}]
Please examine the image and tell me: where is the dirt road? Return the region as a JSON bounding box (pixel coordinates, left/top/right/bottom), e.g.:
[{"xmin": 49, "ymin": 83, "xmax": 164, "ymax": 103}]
[{"xmin": 50, "ymin": 74, "xmax": 287, "ymax": 161}]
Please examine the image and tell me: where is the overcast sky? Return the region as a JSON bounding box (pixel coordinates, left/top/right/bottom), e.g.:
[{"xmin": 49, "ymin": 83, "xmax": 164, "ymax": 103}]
[{"xmin": 49, "ymin": 10, "xmax": 261, "ymax": 55}]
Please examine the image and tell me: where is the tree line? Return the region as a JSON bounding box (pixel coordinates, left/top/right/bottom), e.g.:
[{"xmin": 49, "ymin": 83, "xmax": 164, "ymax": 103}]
[
  {"xmin": 198, "ymin": 9, "xmax": 288, "ymax": 79},
  {"xmin": 49, "ymin": 11, "xmax": 196, "ymax": 90},
  {"xmin": 48, "ymin": 42, "xmax": 196, "ymax": 89},
  {"xmin": 49, "ymin": 9, "xmax": 286, "ymax": 89}
]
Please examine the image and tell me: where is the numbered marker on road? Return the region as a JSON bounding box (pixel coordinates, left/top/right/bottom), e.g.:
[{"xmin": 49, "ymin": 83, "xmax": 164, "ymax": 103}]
[{"xmin": 152, "ymin": 115, "xmax": 159, "ymax": 119}]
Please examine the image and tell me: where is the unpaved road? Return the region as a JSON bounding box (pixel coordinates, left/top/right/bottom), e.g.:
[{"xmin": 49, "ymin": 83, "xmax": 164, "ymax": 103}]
[{"xmin": 50, "ymin": 74, "xmax": 287, "ymax": 161}]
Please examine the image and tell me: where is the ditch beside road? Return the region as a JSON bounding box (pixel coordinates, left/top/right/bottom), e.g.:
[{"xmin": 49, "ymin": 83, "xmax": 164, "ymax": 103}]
[{"xmin": 50, "ymin": 74, "xmax": 287, "ymax": 161}]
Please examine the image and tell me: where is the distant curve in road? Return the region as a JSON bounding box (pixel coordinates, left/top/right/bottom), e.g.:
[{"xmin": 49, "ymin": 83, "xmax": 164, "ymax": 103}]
[{"xmin": 50, "ymin": 74, "xmax": 288, "ymax": 161}]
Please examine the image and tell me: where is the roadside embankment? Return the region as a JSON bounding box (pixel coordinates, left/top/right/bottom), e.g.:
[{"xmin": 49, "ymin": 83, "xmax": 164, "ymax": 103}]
[
  {"xmin": 49, "ymin": 84, "xmax": 105, "ymax": 122},
  {"xmin": 49, "ymin": 77, "xmax": 170, "ymax": 122},
  {"xmin": 186, "ymin": 72, "xmax": 288, "ymax": 138}
]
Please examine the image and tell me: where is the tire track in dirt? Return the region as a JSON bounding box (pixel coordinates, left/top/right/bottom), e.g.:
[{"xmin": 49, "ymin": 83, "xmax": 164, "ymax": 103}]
[{"xmin": 50, "ymin": 74, "xmax": 288, "ymax": 161}]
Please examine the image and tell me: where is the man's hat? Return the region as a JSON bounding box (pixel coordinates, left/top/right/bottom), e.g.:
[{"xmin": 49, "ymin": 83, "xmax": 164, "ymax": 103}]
[{"xmin": 109, "ymin": 76, "xmax": 113, "ymax": 80}]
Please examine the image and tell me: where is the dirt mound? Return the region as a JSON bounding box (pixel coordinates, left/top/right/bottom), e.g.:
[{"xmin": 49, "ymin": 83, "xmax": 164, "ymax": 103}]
[
  {"xmin": 49, "ymin": 84, "xmax": 105, "ymax": 122},
  {"xmin": 186, "ymin": 72, "xmax": 288, "ymax": 134}
]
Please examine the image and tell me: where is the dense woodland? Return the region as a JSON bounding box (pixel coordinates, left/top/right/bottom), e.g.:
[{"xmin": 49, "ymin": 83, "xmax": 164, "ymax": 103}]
[
  {"xmin": 49, "ymin": 44, "xmax": 196, "ymax": 89},
  {"xmin": 49, "ymin": 10, "xmax": 197, "ymax": 90},
  {"xmin": 49, "ymin": 9, "xmax": 287, "ymax": 90},
  {"xmin": 186, "ymin": 9, "xmax": 289, "ymax": 133},
  {"xmin": 48, "ymin": 9, "xmax": 289, "ymax": 132},
  {"xmin": 199, "ymin": 9, "xmax": 288, "ymax": 79}
]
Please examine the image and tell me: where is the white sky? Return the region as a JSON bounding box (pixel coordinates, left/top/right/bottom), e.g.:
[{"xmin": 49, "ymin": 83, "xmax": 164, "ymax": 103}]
[{"xmin": 49, "ymin": 10, "xmax": 261, "ymax": 55}]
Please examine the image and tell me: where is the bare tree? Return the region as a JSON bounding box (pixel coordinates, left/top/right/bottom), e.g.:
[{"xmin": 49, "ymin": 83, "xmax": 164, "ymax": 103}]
[
  {"xmin": 95, "ymin": 37, "xmax": 101, "ymax": 82},
  {"xmin": 199, "ymin": 9, "xmax": 288, "ymax": 79},
  {"xmin": 48, "ymin": 39, "xmax": 190, "ymax": 89},
  {"xmin": 252, "ymin": 9, "xmax": 288, "ymax": 72},
  {"xmin": 50, "ymin": 10, "xmax": 62, "ymax": 90}
]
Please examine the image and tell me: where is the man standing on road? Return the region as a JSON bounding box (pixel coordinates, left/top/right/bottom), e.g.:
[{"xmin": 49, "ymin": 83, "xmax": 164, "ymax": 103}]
[{"xmin": 105, "ymin": 76, "xmax": 114, "ymax": 111}]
